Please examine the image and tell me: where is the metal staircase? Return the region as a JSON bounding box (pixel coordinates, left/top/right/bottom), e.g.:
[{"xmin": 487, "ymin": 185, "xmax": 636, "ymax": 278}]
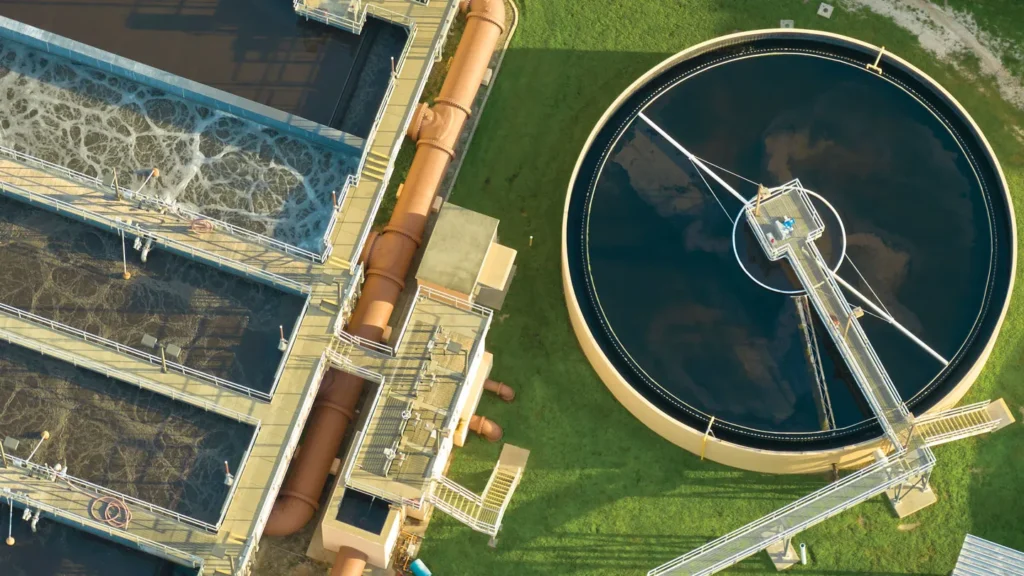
[
  {"xmin": 361, "ymin": 150, "xmax": 391, "ymax": 182},
  {"xmin": 914, "ymin": 401, "xmax": 1009, "ymax": 447},
  {"xmin": 428, "ymin": 444, "xmax": 528, "ymax": 537}
]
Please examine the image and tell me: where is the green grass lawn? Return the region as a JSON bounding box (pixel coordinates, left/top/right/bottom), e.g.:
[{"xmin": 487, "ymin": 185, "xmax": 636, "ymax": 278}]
[{"xmin": 413, "ymin": 1, "xmax": 1024, "ymax": 574}]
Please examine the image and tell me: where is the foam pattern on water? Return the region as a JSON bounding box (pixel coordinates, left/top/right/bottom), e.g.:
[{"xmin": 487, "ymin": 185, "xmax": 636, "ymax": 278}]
[{"xmin": 0, "ymin": 38, "xmax": 356, "ymax": 250}]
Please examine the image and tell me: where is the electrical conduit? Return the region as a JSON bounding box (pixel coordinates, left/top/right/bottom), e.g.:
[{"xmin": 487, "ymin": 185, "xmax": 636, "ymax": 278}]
[{"xmin": 263, "ymin": 0, "xmax": 506, "ymax": 546}]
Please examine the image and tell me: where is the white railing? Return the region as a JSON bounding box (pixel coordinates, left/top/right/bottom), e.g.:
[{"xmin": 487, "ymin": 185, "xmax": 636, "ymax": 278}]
[
  {"xmin": 0, "ymin": 485, "xmax": 203, "ymax": 569},
  {"xmin": 0, "ymin": 162, "xmax": 311, "ymax": 296},
  {"xmin": 319, "ymin": 174, "xmax": 356, "ymax": 261},
  {"xmin": 293, "ymin": 1, "xmax": 417, "ymax": 34},
  {"xmin": 332, "ymin": 263, "xmax": 364, "ymax": 335},
  {"xmin": 649, "ymin": 450, "xmax": 935, "ymax": 576},
  {"xmin": 492, "ymin": 469, "xmax": 523, "ymax": 526},
  {"xmin": 336, "ymin": 284, "xmax": 492, "ymax": 357},
  {"xmin": 428, "ymin": 476, "xmax": 501, "ymax": 535},
  {"xmin": 237, "ymin": 351, "xmax": 330, "ymax": 576},
  {"xmin": 0, "ymin": 300, "xmax": 271, "ymax": 401},
  {"xmin": 3, "ymin": 453, "xmax": 220, "ymax": 532},
  {"xmin": 336, "ymin": 325, "xmax": 395, "ymax": 357},
  {"xmin": 268, "ymin": 294, "xmax": 312, "ymax": 398},
  {"xmin": 0, "ymin": 325, "xmax": 259, "ymax": 426},
  {"xmin": 326, "ymin": 346, "xmax": 387, "ymax": 384},
  {"xmin": 916, "ymin": 401, "xmax": 991, "ymax": 424},
  {"xmin": 0, "ymin": 143, "xmax": 340, "ymax": 265}
]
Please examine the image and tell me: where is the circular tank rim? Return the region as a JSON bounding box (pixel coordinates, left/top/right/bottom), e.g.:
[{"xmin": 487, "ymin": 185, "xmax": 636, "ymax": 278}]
[{"xmin": 560, "ymin": 29, "xmax": 1017, "ymax": 474}]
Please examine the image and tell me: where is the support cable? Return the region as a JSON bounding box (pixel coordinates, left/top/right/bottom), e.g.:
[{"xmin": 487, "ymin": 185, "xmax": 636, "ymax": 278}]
[
  {"xmin": 692, "ymin": 154, "xmax": 761, "ymax": 187},
  {"xmin": 689, "ymin": 158, "xmax": 734, "ymax": 224},
  {"xmin": 846, "ymin": 255, "xmax": 892, "ymax": 318}
]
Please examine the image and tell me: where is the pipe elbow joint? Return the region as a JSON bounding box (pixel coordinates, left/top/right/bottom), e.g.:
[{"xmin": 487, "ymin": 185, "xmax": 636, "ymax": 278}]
[
  {"xmin": 484, "ymin": 379, "xmax": 516, "ymax": 403},
  {"xmin": 460, "ymin": 0, "xmax": 506, "ymax": 32},
  {"xmin": 263, "ymin": 495, "xmax": 317, "ymax": 537},
  {"xmin": 407, "ymin": 102, "xmax": 433, "ymax": 142},
  {"xmin": 469, "ymin": 414, "xmax": 504, "ymax": 442}
]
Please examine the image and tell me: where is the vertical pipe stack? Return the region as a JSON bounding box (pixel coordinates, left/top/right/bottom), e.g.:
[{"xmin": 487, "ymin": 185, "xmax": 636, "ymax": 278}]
[{"xmin": 263, "ymin": 0, "xmax": 506, "ymax": 545}]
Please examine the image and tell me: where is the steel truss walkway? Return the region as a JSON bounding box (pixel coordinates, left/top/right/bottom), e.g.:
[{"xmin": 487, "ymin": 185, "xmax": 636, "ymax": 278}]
[{"xmin": 648, "ymin": 180, "xmax": 1009, "ymax": 576}]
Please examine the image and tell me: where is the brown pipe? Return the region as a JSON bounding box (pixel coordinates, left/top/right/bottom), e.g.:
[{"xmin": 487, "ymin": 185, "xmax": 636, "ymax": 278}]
[
  {"xmin": 264, "ymin": 0, "xmax": 506, "ymax": 537},
  {"xmin": 264, "ymin": 368, "xmax": 364, "ymax": 536},
  {"xmin": 484, "ymin": 379, "xmax": 515, "ymax": 402},
  {"xmin": 330, "ymin": 547, "xmax": 368, "ymax": 576},
  {"xmin": 469, "ymin": 414, "xmax": 503, "ymax": 442}
]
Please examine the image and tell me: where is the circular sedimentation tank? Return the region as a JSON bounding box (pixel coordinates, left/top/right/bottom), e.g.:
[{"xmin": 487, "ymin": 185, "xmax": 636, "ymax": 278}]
[{"xmin": 562, "ymin": 30, "xmax": 1016, "ymax": 473}]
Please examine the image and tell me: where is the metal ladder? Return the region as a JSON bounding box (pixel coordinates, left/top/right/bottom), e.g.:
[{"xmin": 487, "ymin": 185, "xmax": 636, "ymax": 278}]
[
  {"xmin": 427, "ymin": 445, "xmax": 527, "ymax": 537},
  {"xmin": 794, "ymin": 295, "xmax": 836, "ymax": 430},
  {"xmin": 914, "ymin": 401, "xmax": 1006, "ymax": 447}
]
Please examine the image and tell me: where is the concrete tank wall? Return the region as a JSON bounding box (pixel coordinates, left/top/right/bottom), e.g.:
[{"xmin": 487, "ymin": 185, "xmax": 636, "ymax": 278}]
[{"xmin": 561, "ymin": 29, "xmax": 1017, "ymax": 474}]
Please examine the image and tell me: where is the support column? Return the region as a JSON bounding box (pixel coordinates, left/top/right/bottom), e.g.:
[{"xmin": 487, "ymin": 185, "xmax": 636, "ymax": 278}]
[
  {"xmin": 765, "ymin": 537, "xmax": 800, "ymax": 571},
  {"xmin": 885, "ymin": 470, "xmax": 937, "ymax": 518}
]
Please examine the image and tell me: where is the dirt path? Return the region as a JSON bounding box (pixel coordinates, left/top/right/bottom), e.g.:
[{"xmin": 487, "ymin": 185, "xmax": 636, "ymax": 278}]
[{"xmin": 845, "ymin": 0, "xmax": 1024, "ymax": 109}]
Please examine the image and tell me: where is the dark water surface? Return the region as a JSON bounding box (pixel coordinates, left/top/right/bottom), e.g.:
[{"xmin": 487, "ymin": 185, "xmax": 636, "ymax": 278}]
[
  {"xmin": 567, "ymin": 41, "xmax": 1013, "ymax": 449},
  {"xmin": 0, "ymin": 195, "xmax": 305, "ymax": 393},
  {"xmin": 0, "ymin": 501, "xmax": 198, "ymax": 576},
  {"xmin": 0, "ymin": 0, "xmax": 406, "ymax": 134},
  {"xmin": 0, "ymin": 341, "xmax": 254, "ymax": 524}
]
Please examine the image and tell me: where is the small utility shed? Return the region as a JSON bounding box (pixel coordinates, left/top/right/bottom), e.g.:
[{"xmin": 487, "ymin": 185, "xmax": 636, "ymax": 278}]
[{"xmin": 416, "ymin": 203, "xmax": 516, "ymax": 310}]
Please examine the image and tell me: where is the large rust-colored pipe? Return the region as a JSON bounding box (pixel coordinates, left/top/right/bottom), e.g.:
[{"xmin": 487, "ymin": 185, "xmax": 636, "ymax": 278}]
[
  {"xmin": 264, "ymin": 0, "xmax": 506, "ymax": 538},
  {"xmin": 469, "ymin": 414, "xmax": 503, "ymax": 442},
  {"xmin": 484, "ymin": 378, "xmax": 515, "ymax": 402},
  {"xmin": 330, "ymin": 547, "xmax": 368, "ymax": 576}
]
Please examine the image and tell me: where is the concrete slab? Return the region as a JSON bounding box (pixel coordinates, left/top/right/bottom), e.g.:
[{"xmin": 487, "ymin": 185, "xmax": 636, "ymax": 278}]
[
  {"xmin": 765, "ymin": 539, "xmax": 800, "ymax": 571},
  {"xmin": 887, "ymin": 482, "xmax": 938, "ymax": 518}
]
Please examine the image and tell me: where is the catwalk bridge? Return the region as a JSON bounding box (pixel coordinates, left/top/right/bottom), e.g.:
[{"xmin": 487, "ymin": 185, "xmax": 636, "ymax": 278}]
[{"xmin": 638, "ymin": 112, "xmax": 1012, "ymax": 576}]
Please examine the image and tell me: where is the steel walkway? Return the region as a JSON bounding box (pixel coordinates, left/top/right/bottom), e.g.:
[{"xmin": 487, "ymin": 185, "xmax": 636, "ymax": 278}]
[{"xmin": 650, "ymin": 181, "xmax": 949, "ymax": 576}]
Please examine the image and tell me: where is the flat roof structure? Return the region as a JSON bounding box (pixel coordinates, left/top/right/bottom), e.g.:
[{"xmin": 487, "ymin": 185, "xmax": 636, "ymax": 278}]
[
  {"xmin": 954, "ymin": 535, "xmax": 1024, "ymax": 576},
  {"xmin": 418, "ymin": 204, "xmax": 501, "ymax": 296},
  {"xmin": 334, "ymin": 287, "xmax": 491, "ymax": 503}
]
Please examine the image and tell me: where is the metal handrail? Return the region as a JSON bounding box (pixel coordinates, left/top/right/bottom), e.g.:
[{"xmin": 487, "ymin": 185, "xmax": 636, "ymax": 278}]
[
  {"xmin": 0, "ymin": 325, "xmax": 259, "ymax": 426},
  {"xmin": 4, "ymin": 454, "xmax": 219, "ymax": 532},
  {"xmin": 335, "ymin": 284, "xmax": 492, "ymax": 358},
  {"xmin": 491, "ymin": 468, "xmax": 523, "ymax": 529},
  {"xmin": 319, "ymin": 174, "xmax": 356, "ymax": 259},
  {"xmin": 0, "ymin": 143, "xmax": 335, "ymax": 264},
  {"xmin": 419, "ymin": 284, "xmax": 494, "ymax": 318},
  {"xmin": 326, "ymin": 347, "xmax": 386, "ymax": 384},
  {"xmin": 332, "ymin": 263, "xmax": 364, "ymax": 334},
  {"xmin": 787, "ymin": 245, "xmax": 904, "ymax": 447},
  {"xmin": 214, "ymin": 420, "xmax": 262, "ymax": 529},
  {"xmin": 650, "ymin": 451, "xmax": 935, "ymax": 576},
  {"xmin": 428, "ymin": 476, "xmax": 500, "ymax": 534},
  {"xmin": 268, "ymin": 295, "xmax": 312, "ymax": 398},
  {"xmin": 0, "ymin": 300, "xmax": 270, "ymax": 401},
  {"xmin": 336, "ymin": 326, "xmax": 395, "ymax": 357},
  {"xmin": 0, "ymin": 484, "xmax": 203, "ymax": 569},
  {"xmin": 916, "ymin": 401, "xmax": 991, "ymax": 423},
  {"xmin": 366, "ymin": 2, "xmax": 417, "ymax": 28},
  {"xmin": 0, "ymin": 162, "xmax": 310, "ymax": 296},
  {"xmin": 237, "ymin": 352, "xmax": 330, "ymax": 575}
]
